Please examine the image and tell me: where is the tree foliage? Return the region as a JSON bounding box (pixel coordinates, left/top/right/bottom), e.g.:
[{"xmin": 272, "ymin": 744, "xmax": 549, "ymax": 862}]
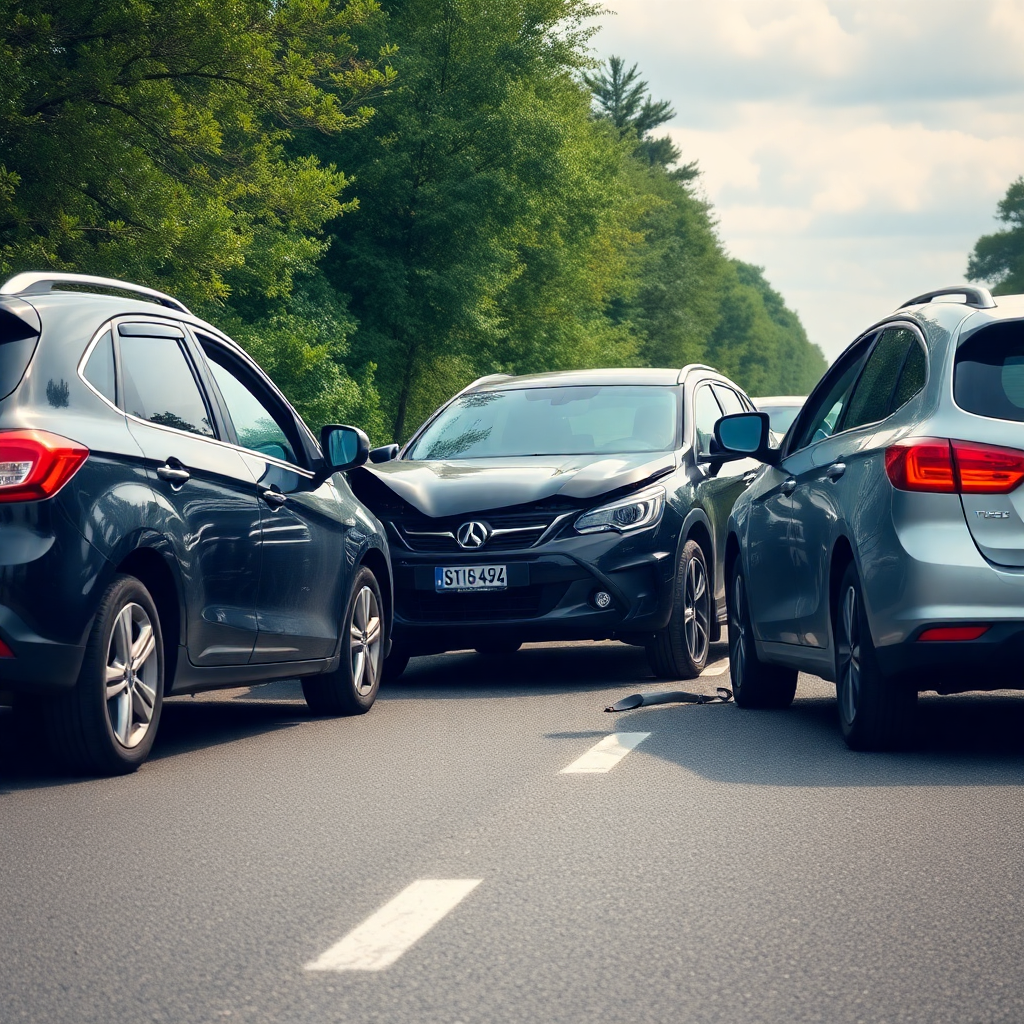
[
  {"xmin": 968, "ymin": 177, "xmax": 1024, "ymax": 295},
  {"xmin": 0, "ymin": 5, "xmax": 827, "ymax": 440}
]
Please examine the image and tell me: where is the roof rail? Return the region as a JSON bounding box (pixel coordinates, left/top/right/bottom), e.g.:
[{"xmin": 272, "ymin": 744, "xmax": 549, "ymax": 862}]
[
  {"xmin": 0, "ymin": 272, "xmax": 191, "ymax": 314},
  {"xmin": 677, "ymin": 363, "xmax": 716, "ymax": 383},
  {"xmin": 898, "ymin": 285, "xmax": 995, "ymax": 311}
]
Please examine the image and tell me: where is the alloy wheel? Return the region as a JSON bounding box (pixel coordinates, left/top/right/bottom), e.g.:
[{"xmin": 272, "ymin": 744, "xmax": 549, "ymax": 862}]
[
  {"xmin": 350, "ymin": 585, "xmax": 382, "ymax": 696},
  {"xmin": 104, "ymin": 602, "xmax": 159, "ymax": 749},
  {"xmin": 683, "ymin": 554, "xmax": 710, "ymax": 664},
  {"xmin": 838, "ymin": 584, "xmax": 861, "ymax": 724}
]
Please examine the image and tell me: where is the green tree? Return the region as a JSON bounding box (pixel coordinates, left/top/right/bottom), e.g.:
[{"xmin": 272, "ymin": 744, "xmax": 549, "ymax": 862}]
[
  {"xmin": 968, "ymin": 177, "xmax": 1024, "ymax": 295},
  {"xmin": 317, "ymin": 0, "xmax": 645, "ymax": 440}
]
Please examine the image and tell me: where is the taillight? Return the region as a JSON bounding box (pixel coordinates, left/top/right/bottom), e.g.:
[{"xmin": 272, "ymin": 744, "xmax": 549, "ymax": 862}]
[
  {"xmin": 918, "ymin": 625, "xmax": 989, "ymax": 642},
  {"xmin": 885, "ymin": 438, "xmax": 1024, "ymax": 495},
  {"xmin": 0, "ymin": 637, "xmax": 13, "ymax": 657},
  {"xmin": 0, "ymin": 430, "xmax": 89, "ymax": 502}
]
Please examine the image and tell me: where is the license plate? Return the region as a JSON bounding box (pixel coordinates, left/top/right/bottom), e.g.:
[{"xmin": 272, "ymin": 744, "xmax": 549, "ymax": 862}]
[{"xmin": 435, "ymin": 565, "xmax": 507, "ymax": 592}]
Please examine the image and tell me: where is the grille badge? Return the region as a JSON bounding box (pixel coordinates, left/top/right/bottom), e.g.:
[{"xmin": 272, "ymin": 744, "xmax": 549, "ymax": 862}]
[{"xmin": 456, "ymin": 521, "xmax": 491, "ymax": 548}]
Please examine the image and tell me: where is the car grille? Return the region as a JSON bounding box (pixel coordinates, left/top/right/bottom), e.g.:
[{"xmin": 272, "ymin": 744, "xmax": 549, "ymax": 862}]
[
  {"xmin": 403, "ymin": 583, "xmax": 569, "ymax": 622},
  {"xmin": 390, "ymin": 509, "xmax": 572, "ymax": 553}
]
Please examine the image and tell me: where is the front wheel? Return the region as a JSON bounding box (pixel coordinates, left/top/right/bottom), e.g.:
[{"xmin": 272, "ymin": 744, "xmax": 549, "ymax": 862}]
[
  {"xmin": 646, "ymin": 539, "xmax": 711, "ymax": 679},
  {"xmin": 303, "ymin": 566, "xmax": 384, "ymax": 716},
  {"xmin": 727, "ymin": 560, "xmax": 797, "ymax": 709},
  {"xmin": 834, "ymin": 563, "xmax": 916, "ymax": 750},
  {"xmin": 43, "ymin": 574, "xmax": 165, "ymax": 775}
]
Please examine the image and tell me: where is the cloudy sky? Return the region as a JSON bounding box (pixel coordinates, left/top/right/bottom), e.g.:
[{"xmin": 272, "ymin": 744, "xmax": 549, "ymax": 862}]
[{"xmin": 594, "ymin": 0, "xmax": 1024, "ymax": 361}]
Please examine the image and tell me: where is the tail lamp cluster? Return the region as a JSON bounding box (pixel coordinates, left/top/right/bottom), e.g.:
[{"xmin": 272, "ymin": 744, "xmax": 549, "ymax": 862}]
[
  {"xmin": 0, "ymin": 429, "xmax": 89, "ymax": 503},
  {"xmin": 885, "ymin": 439, "xmax": 1024, "ymax": 495}
]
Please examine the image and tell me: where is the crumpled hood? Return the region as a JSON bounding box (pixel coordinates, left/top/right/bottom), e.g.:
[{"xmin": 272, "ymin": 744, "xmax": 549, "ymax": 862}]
[{"xmin": 363, "ymin": 452, "xmax": 677, "ymax": 518}]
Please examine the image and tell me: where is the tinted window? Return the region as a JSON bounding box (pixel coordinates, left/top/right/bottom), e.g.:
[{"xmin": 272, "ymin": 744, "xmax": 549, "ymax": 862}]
[
  {"xmin": 841, "ymin": 327, "xmax": 916, "ymax": 432},
  {"xmin": 890, "ymin": 336, "xmax": 927, "ymax": 413},
  {"xmin": 201, "ymin": 342, "xmax": 298, "ymax": 464},
  {"xmin": 406, "ymin": 386, "xmax": 679, "ymax": 460},
  {"xmin": 791, "ymin": 346, "xmax": 868, "ymax": 451},
  {"xmin": 83, "ymin": 331, "xmax": 116, "ymax": 404},
  {"xmin": 954, "ymin": 321, "xmax": 1024, "ymax": 422},
  {"xmin": 119, "ymin": 335, "xmax": 214, "ymax": 437},
  {"xmin": 693, "ymin": 385, "xmax": 723, "ymax": 455},
  {"xmin": 712, "ymin": 384, "xmax": 745, "ymax": 416}
]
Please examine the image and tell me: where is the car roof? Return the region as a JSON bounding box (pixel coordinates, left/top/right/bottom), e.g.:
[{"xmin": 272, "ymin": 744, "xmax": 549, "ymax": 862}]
[{"xmin": 471, "ymin": 367, "xmax": 731, "ymax": 391}]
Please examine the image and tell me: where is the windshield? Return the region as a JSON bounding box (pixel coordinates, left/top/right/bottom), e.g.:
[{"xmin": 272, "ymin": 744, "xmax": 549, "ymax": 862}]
[{"xmin": 406, "ymin": 385, "xmax": 680, "ymax": 460}]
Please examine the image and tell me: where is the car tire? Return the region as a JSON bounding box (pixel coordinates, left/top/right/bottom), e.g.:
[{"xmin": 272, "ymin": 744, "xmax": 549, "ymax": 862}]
[
  {"xmin": 727, "ymin": 560, "xmax": 797, "ymax": 709},
  {"xmin": 43, "ymin": 574, "xmax": 165, "ymax": 776},
  {"xmin": 303, "ymin": 566, "xmax": 384, "ymax": 716},
  {"xmin": 647, "ymin": 539, "xmax": 711, "ymax": 679},
  {"xmin": 834, "ymin": 562, "xmax": 916, "ymax": 751},
  {"xmin": 475, "ymin": 641, "xmax": 522, "ymax": 657}
]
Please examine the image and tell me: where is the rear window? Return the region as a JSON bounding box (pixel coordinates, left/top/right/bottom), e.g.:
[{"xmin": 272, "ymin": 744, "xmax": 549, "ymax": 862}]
[
  {"xmin": 0, "ymin": 305, "xmax": 41, "ymax": 401},
  {"xmin": 954, "ymin": 321, "xmax": 1024, "ymax": 422}
]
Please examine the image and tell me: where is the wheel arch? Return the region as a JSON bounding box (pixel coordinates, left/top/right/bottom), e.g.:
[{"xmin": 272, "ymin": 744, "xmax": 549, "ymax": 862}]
[
  {"xmin": 828, "ymin": 534, "xmax": 856, "ymax": 652},
  {"xmin": 358, "ymin": 543, "xmax": 393, "ymax": 644}
]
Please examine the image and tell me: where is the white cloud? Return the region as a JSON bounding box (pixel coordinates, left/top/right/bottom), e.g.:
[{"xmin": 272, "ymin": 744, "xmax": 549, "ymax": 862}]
[{"xmin": 595, "ymin": 0, "xmax": 1024, "ymax": 361}]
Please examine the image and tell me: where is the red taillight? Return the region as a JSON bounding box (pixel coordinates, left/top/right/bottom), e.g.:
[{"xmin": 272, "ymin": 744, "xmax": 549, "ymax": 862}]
[
  {"xmin": 886, "ymin": 438, "xmax": 1024, "ymax": 495},
  {"xmin": 0, "ymin": 638, "xmax": 12, "ymax": 657},
  {"xmin": 0, "ymin": 430, "xmax": 89, "ymax": 502},
  {"xmin": 918, "ymin": 625, "xmax": 990, "ymax": 642},
  {"xmin": 884, "ymin": 439, "xmax": 956, "ymax": 492}
]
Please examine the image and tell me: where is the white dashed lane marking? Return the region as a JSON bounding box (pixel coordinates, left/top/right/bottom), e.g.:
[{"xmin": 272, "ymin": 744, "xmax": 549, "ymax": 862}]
[
  {"xmin": 305, "ymin": 879, "xmax": 482, "ymax": 972},
  {"xmin": 560, "ymin": 732, "xmax": 651, "ymax": 774}
]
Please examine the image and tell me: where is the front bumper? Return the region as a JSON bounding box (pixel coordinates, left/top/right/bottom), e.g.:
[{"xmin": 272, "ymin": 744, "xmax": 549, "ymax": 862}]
[{"xmin": 388, "ymin": 523, "xmax": 679, "ymax": 654}]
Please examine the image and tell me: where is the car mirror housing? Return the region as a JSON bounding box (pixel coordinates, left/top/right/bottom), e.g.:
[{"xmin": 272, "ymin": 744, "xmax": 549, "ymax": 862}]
[
  {"xmin": 369, "ymin": 443, "xmax": 400, "ymax": 464},
  {"xmin": 321, "ymin": 424, "xmax": 370, "ymax": 473},
  {"xmin": 712, "ymin": 412, "xmax": 780, "ymax": 465}
]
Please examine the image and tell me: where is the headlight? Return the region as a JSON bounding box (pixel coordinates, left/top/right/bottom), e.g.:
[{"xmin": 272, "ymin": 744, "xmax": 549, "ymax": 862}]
[{"xmin": 574, "ymin": 485, "xmax": 665, "ymax": 534}]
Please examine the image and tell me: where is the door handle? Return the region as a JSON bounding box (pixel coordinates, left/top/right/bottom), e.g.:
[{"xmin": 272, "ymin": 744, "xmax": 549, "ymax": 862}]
[
  {"xmin": 261, "ymin": 487, "xmax": 288, "ymax": 509},
  {"xmin": 825, "ymin": 461, "xmax": 846, "ymax": 481},
  {"xmin": 781, "ymin": 477, "xmax": 796, "ymax": 495},
  {"xmin": 156, "ymin": 463, "xmax": 190, "ymax": 486}
]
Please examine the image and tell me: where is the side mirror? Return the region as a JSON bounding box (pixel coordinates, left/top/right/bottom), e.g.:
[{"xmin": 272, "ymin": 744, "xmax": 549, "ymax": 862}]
[
  {"xmin": 369, "ymin": 443, "xmax": 400, "ymax": 464},
  {"xmin": 320, "ymin": 424, "xmax": 370, "ymax": 472},
  {"xmin": 713, "ymin": 412, "xmax": 779, "ymax": 465}
]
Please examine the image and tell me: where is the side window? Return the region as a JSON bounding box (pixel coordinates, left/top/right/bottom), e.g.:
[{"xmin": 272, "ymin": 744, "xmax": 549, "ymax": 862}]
[
  {"xmin": 889, "ymin": 335, "xmax": 927, "ymax": 414},
  {"xmin": 83, "ymin": 331, "xmax": 116, "ymax": 404},
  {"xmin": 840, "ymin": 327, "xmax": 916, "ymax": 432},
  {"xmin": 119, "ymin": 334, "xmax": 215, "ymax": 438},
  {"xmin": 712, "ymin": 384, "xmax": 745, "ymax": 417},
  {"xmin": 199, "ymin": 338, "xmax": 299, "ymax": 465},
  {"xmin": 790, "ymin": 343, "xmax": 870, "ymax": 452},
  {"xmin": 693, "ymin": 385, "xmax": 724, "ymax": 455}
]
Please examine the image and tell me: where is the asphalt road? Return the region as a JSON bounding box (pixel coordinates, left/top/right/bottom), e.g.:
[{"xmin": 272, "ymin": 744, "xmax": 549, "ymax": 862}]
[{"xmin": 3, "ymin": 640, "xmax": 1024, "ymax": 1024}]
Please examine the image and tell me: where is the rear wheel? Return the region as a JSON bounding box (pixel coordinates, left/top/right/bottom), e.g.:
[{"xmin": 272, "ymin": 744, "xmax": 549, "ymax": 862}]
[
  {"xmin": 835, "ymin": 563, "xmax": 916, "ymax": 750},
  {"xmin": 727, "ymin": 560, "xmax": 797, "ymax": 709},
  {"xmin": 647, "ymin": 539, "xmax": 711, "ymax": 679},
  {"xmin": 43, "ymin": 574, "xmax": 164, "ymax": 775},
  {"xmin": 303, "ymin": 566, "xmax": 384, "ymax": 715}
]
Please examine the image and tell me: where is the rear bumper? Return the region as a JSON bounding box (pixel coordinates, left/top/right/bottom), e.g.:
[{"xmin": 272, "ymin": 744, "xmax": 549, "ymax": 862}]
[
  {"xmin": 0, "ymin": 605, "xmax": 85, "ymax": 691},
  {"xmin": 389, "ymin": 525, "xmax": 679, "ymax": 655}
]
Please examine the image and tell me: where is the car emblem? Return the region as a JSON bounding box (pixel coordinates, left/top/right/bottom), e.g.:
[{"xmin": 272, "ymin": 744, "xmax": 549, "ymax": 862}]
[{"xmin": 456, "ymin": 521, "xmax": 491, "ymax": 548}]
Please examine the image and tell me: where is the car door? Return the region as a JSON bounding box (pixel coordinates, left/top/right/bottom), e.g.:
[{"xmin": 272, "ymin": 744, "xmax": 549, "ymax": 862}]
[
  {"xmin": 116, "ymin": 319, "xmax": 262, "ymax": 666},
  {"xmin": 194, "ymin": 333, "xmax": 352, "ymax": 664},
  {"xmin": 794, "ymin": 325, "xmax": 927, "ymax": 647},
  {"xmin": 745, "ymin": 341, "xmax": 872, "ymax": 645}
]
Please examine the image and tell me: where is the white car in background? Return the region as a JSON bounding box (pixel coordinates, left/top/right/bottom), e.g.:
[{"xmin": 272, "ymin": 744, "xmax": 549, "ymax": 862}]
[{"xmin": 752, "ymin": 395, "xmax": 805, "ymax": 438}]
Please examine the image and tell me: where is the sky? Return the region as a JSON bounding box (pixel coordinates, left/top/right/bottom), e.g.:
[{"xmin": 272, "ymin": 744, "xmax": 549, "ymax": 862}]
[{"xmin": 594, "ymin": 0, "xmax": 1024, "ymax": 362}]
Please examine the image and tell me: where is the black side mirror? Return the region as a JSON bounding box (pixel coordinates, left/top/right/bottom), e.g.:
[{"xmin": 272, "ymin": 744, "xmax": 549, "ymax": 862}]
[
  {"xmin": 369, "ymin": 443, "xmax": 400, "ymax": 464},
  {"xmin": 712, "ymin": 412, "xmax": 779, "ymax": 466},
  {"xmin": 320, "ymin": 424, "xmax": 370, "ymax": 473}
]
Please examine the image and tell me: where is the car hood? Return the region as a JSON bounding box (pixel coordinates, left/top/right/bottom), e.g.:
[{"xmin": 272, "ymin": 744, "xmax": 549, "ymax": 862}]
[{"xmin": 362, "ymin": 453, "xmax": 677, "ymax": 518}]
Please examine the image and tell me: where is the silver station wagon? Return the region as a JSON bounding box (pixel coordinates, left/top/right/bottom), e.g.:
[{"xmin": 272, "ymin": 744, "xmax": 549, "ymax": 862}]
[{"xmin": 715, "ymin": 285, "xmax": 1024, "ymax": 749}]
